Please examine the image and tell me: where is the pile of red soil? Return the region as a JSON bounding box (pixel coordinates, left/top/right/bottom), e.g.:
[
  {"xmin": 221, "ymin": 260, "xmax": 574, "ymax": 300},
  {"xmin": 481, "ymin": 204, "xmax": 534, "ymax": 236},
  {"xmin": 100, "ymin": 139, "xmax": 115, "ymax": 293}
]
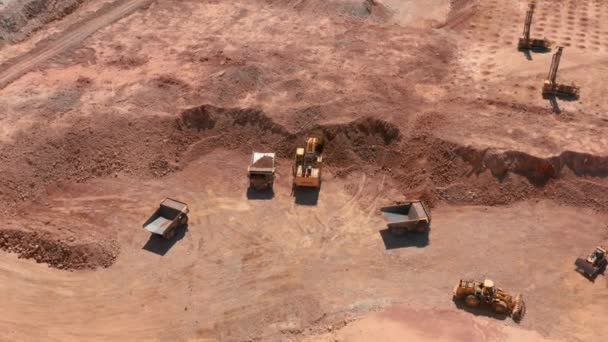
[
  {"xmin": 252, "ymin": 156, "xmax": 275, "ymax": 168},
  {"xmin": 0, "ymin": 0, "xmax": 87, "ymax": 44},
  {"xmin": 0, "ymin": 229, "xmax": 117, "ymax": 270}
]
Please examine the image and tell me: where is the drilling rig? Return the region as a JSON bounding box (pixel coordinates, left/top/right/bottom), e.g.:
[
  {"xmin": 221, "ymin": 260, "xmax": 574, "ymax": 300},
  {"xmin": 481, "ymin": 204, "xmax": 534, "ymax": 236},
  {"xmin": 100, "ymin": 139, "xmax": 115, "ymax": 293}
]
[
  {"xmin": 518, "ymin": 3, "xmax": 551, "ymax": 51},
  {"xmin": 542, "ymin": 46, "xmax": 580, "ymax": 99}
]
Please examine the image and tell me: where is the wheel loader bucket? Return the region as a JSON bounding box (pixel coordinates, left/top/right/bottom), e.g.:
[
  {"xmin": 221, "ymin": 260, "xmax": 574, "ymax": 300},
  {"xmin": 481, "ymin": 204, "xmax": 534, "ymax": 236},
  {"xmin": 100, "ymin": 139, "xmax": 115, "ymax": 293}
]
[
  {"xmin": 575, "ymin": 258, "xmax": 599, "ymax": 277},
  {"xmin": 511, "ymin": 294, "xmax": 525, "ymax": 322}
]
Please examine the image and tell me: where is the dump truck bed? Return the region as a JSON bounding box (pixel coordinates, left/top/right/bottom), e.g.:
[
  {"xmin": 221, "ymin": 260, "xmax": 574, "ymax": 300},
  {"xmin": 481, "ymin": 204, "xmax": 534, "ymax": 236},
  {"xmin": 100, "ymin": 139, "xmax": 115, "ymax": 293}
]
[
  {"xmin": 145, "ymin": 216, "xmax": 172, "ymax": 235},
  {"xmin": 248, "ymin": 152, "xmax": 275, "ymax": 173},
  {"xmin": 143, "ymin": 198, "xmax": 189, "ymax": 236},
  {"xmin": 380, "ymin": 201, "xmax": 429, "ymax": 228}
]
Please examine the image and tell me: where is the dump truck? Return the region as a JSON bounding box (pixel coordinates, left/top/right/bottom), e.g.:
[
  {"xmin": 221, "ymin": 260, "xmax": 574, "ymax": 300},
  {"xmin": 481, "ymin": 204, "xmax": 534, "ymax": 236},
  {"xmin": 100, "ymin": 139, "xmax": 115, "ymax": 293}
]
[
  {"xmin": 380, "ymin": 200, "xmax": 431, "ymax": 235},
  {"xmin": 248, "ymin": 152, "xmax": 276, "ymax": 191},
  {"xmin": 293, "ymin": 136, "xmax": 323, "ymax": 190},
  {"xmin": 575, "ymin": 246, "xmax": 607, "ymax": 278},
  {"xmin": 143, "ymin": 198, "xmax": 189, "ymax": 240},
  {"xmin": 453, "ymin": 279, "xmax": 525, "ymax": 322}
]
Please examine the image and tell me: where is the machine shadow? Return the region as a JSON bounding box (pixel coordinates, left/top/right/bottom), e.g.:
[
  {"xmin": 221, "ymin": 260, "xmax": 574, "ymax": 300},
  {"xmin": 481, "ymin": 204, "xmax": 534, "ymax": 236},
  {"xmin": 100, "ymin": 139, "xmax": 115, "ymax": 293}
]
[
  {"xmin": 576, "ymin": 266, "xmax": 606, "ymax": 283},
  {"xmin": 379, "ymin": 229, "xmax": 429, "ymax": 250},
  {"xmin": 142, "ymin": 225, "xmax": 189, "ymax": 256},
  {"xmin": 546, "ymin": 95, "xmax": 561, "ymax": 113},
  {"xmin": 453, "ymin": 300, "xmax": 509, "ymax": 321},
  {"xmin": 294, "ymin": 186, "xmax": 320, "ymax": 206},
  {"xmin": 246, "ymin": 187, "xmax": 274, "ymax": 200}
]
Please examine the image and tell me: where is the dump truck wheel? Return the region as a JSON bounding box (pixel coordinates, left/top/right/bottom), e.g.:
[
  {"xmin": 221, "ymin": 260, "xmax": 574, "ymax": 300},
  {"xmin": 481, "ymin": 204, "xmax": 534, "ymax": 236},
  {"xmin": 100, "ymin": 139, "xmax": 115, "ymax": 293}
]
[
  {"xmin": 415, "ymin": 222, "xmax": 428, "ymax": 233},
  {"xmin": 165, "ymin": 229, "xmax": 176, "ymax": 240},
  {"xmin": 465, "ymin": 295, "xmax": 480, "ymax": 307},
  {"xmin": 181, "ymin": 215, "xmax": 189, "ymax": 227},
  {"xmin": 492, "ymin": 300, "xmax": 508, "ymax": 314}
]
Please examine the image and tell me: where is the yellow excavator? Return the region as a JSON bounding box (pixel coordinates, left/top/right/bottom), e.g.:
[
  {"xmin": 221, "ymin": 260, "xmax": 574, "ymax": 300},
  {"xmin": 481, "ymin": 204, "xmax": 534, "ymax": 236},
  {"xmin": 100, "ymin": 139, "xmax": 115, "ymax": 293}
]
[{"xmin": 292, "ymin": 136, "xmax": 323, "ymax": 190}]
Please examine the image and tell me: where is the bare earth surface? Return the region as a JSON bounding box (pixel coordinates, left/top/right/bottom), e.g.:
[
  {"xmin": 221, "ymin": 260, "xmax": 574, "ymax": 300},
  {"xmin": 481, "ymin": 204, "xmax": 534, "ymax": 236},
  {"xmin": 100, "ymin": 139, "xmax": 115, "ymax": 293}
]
[{"xmin": 1, "ymin": 0, "xmax": 608, "ymax": 341}]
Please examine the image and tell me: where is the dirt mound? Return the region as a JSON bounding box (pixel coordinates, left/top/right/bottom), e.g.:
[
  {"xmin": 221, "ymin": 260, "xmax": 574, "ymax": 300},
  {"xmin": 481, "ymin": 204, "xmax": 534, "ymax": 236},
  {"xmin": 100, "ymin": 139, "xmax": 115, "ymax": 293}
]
[
  {"xmin": 177, "ymin": 105, "xmax": 402, "ymax": 163},
  {"xmin": 0, "ymin": 229, "xmax": 116, "ymax": 270},
  {"xmin": 264, "ymin": 0, "xmax": 390, "ymax": 20},
  {"xmin": 252, "ymin": 156, "xmax": 275, "ymax": 168},
  {"xmin": 0, "ymin": 0, "xmax": 87, "ymax": 45},
  {"xmin": 175, "ymin": 105, "xmax": 608, "ymax": 210},
  {"xmin": 441, "ymin": 0, "xmax": 478, "ymax": 29},
  {"xmin": 0, "ymin": 113, "xmax": 181, "ymax": 214}
]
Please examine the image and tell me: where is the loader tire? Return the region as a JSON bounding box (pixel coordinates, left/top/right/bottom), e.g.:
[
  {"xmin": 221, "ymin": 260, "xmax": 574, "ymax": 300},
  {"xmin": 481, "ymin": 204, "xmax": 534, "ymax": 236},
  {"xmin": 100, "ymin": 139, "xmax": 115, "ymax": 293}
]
[
  {"xmin": 465, "ymin": 294, "xmax": 480, "ymax": 307},
  {"xmin": 512, "ymin": 294, "xmax": 525, "ymax": 322},
  {"xmin": 492, "ymin": 300, "xmax": 508, "ymax": 314}
]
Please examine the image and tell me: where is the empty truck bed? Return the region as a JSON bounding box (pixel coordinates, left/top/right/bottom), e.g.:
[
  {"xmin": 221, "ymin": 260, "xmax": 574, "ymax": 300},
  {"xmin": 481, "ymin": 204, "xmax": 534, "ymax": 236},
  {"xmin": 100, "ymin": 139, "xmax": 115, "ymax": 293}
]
[{"xmin": 145, "ymin": 216, "xmax": 172, "ymax": 235}]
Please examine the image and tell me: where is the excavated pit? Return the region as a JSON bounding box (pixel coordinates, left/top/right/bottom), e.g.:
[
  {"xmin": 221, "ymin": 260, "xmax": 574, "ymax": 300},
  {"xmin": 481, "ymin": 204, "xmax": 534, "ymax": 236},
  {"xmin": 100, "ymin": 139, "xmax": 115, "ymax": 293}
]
[
  {"xmin": 2, "ymin": 104, "xmax": 608, "ymax": 269},
  {"xmin": 175, "ymin": 104, "xmax": 608, "ymax": 209}
]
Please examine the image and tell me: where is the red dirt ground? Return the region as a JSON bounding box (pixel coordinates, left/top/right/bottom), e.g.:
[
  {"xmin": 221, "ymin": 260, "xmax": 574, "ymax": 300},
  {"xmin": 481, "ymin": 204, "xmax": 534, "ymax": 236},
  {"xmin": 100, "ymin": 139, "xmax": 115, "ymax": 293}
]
[{"xmin": 1, "ymin": 0, "xmax": 608, "ymax": 341}]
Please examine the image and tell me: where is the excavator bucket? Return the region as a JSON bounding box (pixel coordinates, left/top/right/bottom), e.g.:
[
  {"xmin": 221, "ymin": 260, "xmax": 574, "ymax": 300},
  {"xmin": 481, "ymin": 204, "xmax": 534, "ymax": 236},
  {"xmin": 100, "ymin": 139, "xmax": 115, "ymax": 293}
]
[
  {"xmin": 511, "ymin": 294, "xmax": 526, "ymax": 322},
  {"xmin": 575, "ymin": 258, "xmax": 601, "ymax": 277}
]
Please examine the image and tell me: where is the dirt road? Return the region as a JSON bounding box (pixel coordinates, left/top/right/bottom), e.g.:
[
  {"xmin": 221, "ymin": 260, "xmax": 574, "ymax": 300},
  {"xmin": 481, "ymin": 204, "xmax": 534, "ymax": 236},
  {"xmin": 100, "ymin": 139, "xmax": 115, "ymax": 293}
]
[{"xmin": 0, "ymin": 0, "xmax": 154, "ymax": 89}]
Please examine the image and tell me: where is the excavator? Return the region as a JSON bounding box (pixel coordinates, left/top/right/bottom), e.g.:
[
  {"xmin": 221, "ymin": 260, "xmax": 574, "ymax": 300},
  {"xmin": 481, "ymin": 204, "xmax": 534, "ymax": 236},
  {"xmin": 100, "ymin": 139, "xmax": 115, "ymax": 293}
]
[
  {"xmin": 292, "ymin": 136, "xmax": 323, "ymax": 190},
  {"xmin": 542, "ymin": 46, "xmax": 580, "ymax": 99},
  {"xmin": 518, "ymin": 3, "xmax": 551, "ymax": 51}
]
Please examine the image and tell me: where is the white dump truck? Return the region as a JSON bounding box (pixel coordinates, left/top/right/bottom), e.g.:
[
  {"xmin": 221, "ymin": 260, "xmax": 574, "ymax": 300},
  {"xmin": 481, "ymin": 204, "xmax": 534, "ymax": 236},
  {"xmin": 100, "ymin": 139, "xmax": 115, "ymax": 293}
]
[
  {"xmin": 248, "ymin": 152, "xmax": 276, "ymax": 191},
  {"xmin": 143, "ymin": 198, "xmax": 189, "ymax": 239}
]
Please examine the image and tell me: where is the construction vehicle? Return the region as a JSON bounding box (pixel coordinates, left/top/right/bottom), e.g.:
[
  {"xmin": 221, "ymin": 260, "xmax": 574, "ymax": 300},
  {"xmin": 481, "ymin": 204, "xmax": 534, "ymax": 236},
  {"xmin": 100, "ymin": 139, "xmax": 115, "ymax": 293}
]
[
  {"xmin": 247, "ymin": 152, "xmax": 276, "ymax": 191},
  {"xmin": 143, "ymin": 198, "xmax": 189, "ymax": 240},
  {"xmin": 292, "ymin": 136, "xmax": 323, "ymax": 190},
  {"xmin": 542, "ymin": 46, "xmax": 580, "ymax": 99},
  {"xmin": 380, "ymin": 201, "xmax": 431, "ymax": 235},
  {"xmin": 575, "ymin": 246, "xmax": 607, "ymax": 278},
  {"xmin": 518, "ymin": 3, "xmax": 551, "ymax": 51},
  {"xmin": 453, "ymin": 279, "xmax": 525, "ymax": 322}
]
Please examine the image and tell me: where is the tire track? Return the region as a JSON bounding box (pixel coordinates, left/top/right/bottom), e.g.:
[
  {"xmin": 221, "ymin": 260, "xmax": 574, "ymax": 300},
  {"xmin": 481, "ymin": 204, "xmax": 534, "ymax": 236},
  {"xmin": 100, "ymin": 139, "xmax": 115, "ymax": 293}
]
[{"xmin": 0, "ymin": 0, "xmax": 155, "ymax": 89}]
